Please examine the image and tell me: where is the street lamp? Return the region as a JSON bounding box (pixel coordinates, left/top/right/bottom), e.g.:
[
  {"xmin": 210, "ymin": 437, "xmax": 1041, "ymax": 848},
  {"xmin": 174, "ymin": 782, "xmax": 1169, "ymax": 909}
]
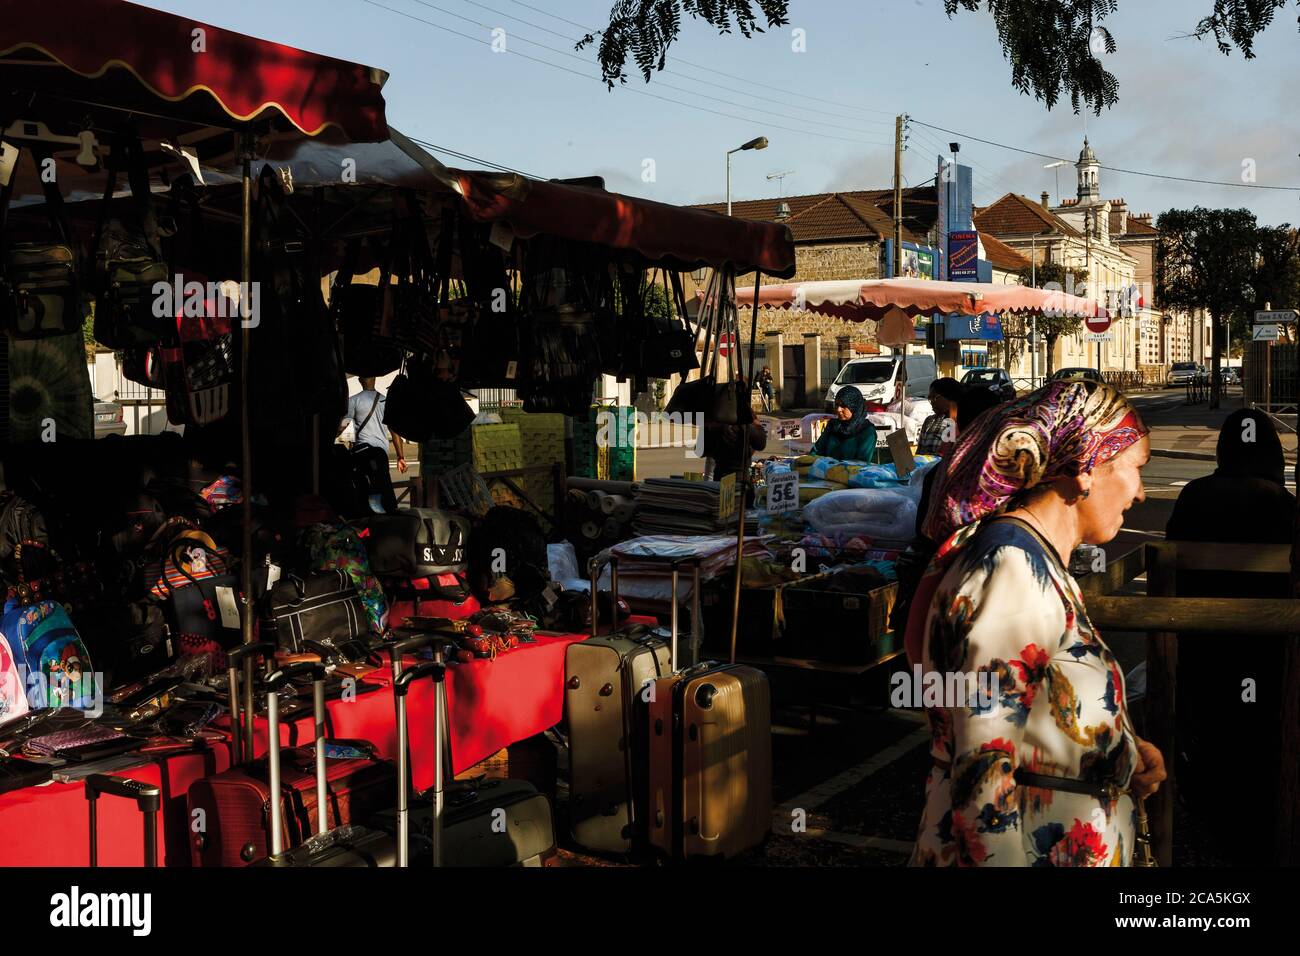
[
  {"xmin": 1043, "ymin": 160, "xmax": 1068, "ymax": 205},
  {"xmin": 726, "ymin": 136, "xmax": 768, "ymax": 216}
]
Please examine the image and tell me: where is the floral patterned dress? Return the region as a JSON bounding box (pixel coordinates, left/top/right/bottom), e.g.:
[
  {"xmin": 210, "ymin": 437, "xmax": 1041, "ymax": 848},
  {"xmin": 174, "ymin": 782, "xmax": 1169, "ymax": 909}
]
[{"xmin": 909, "ymin": 518, "xmax": 1139, "ymax": 867}]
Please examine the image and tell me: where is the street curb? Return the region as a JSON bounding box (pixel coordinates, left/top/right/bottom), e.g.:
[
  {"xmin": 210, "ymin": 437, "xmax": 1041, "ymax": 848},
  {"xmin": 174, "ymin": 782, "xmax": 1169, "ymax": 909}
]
[{"xmin": 1150, "ymin": 448, "xmax": 1216, "ymax": 462}]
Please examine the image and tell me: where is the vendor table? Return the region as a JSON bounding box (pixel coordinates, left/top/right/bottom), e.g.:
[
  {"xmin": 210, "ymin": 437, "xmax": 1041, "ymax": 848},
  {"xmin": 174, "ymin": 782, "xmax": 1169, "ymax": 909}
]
[{"xmin": 0, "ymin": 630, "xmax": 598, "ymax": 866}]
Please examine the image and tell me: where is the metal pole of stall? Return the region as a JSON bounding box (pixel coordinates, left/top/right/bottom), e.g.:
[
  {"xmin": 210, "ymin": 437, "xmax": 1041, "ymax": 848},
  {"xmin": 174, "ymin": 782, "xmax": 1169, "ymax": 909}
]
[
  {"xmin": 729, "ymin": 268, "xmax": 762, "ymax": 664},
  {"xmin": 239, "ymin": 130, "xmax": 256, "ymax": 763}
]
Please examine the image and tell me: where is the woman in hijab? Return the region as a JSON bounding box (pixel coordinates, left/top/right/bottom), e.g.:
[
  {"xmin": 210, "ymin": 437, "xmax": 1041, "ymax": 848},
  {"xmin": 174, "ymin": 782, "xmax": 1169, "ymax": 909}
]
[
  {"xmin": 1165, "ymin": 408, "xmax": 1292, "ymax": 865},
  {"xmin": 812, "ymin": 387, "xmax": 877, "ymax": 462},
  {"xmin": 906, "ymin": 381, "xmax": 1166, "ymax": 867}
]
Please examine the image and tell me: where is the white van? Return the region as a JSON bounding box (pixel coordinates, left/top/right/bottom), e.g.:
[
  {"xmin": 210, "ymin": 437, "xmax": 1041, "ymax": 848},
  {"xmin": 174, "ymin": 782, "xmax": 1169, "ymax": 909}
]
[{"xmin": 825, "ymin": 354, "xmax": 938, "ymax": 410}]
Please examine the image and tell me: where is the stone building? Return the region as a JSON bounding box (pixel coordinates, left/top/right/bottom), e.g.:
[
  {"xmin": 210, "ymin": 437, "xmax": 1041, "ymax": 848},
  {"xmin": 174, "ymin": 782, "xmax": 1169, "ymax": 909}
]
[{"xmin": 686, "ymin": 186, "xmax": 1023, "ymax": 404}]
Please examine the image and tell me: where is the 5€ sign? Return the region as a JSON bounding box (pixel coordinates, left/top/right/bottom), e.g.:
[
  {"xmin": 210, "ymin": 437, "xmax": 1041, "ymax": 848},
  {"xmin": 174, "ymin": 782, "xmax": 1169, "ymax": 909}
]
[{"xmin": 766, "ymin": 471, "xmax": 799, "ymax": 513}]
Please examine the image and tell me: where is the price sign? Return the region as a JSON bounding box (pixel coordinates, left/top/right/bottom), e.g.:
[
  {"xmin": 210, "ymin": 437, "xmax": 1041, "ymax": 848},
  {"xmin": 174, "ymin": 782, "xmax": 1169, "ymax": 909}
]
[
  {"xmin": 718, "ymin": 472, "xmax": 738, "ymax": 521},
  {"xmin": 766, "ymin": 471, "xmax": 799, "ymax": 513}
]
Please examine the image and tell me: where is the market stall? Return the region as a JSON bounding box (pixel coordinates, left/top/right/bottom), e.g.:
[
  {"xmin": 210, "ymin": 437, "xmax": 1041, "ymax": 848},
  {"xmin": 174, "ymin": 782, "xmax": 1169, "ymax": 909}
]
[{"xmin": 1, "ymin": 2, "xmax": 801, "ymax": 869}]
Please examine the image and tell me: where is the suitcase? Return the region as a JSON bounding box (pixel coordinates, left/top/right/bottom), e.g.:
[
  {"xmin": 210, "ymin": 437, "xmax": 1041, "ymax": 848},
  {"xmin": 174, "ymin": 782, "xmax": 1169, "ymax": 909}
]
[
  {"xmin": 253, "ymin": 632, "xmax": 452, "ymax": 868},
  {"xmin": 86, "ymin": 772, "xmax": 162, "ymax": 867},
  {"xmin": 563, "ymin": 554, "xmax": 674, "ymax": 856},
  {"xmin": 368, "ymin": 631, "xmax": 557, "ymax": 866},
  {"xmin": 647, "ymin": 561, "xmax": 773, "ymax": 861},
  {"xmin": 187, "ymin": 646, "xmax": 397, "ymax": 866}
]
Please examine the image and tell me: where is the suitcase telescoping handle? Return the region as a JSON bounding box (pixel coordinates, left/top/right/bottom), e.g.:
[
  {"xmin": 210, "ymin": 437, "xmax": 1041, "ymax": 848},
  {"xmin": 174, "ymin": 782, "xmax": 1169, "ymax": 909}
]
[
  {"xmin": 668, "ymin": 558, "xmax": 703, "ymax": 673},
  {"xmin": 226, "ymin": 641, "xmax": 275, "ymax": 766},
  {"xmin": 587, "ymin": 553, "xmax": 620, "ymax": 638},
  {"xmin": 85, "ymin": 773, "xmax": 162, "ymax": 867},
  {"xmin": 394, "ymin": 660, "xmax": 447, "ymax": 868},
  {"xmin": 263, "ymin": 661, "xmax": 328, "ymax": 857}
]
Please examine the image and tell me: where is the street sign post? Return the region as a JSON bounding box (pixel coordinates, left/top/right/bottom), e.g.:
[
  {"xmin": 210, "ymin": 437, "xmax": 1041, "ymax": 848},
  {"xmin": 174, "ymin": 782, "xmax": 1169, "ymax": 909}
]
[
  {"xmin": 1253, "ymin": 325, "xmax": 1279, "ymax": 342},
  {"xmin": 1254, "ymin": 309, "xmax": 1299, "ymax": 325}
]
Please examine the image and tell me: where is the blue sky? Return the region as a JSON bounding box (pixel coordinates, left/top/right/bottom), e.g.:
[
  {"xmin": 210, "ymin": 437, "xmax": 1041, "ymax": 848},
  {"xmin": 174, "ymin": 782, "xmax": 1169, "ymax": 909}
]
[{"xmin": 146, "ymin": 0, "xmax": 1300, "ymax": 225}]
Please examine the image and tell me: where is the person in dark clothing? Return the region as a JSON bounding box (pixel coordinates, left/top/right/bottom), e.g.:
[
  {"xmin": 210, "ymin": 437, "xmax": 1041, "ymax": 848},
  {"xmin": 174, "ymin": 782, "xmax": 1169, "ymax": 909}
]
[
  {"xmin": 1165, "ymin": 408, "xmax": 1293, "ymax": 865},
  {"xmin": 916, "ymin": 377, "xmax": 963, "ymax": 455},
  {"xmin": 703, "ymin": 421, "xmax": 767, "ymax": 505},
  {"xmin": 812, "ymin": 387, "xmax": 877, "ymax": 461},
  {"xmin": 889, "ymin": 383, "xmax": 1006, "ymax": 632}
]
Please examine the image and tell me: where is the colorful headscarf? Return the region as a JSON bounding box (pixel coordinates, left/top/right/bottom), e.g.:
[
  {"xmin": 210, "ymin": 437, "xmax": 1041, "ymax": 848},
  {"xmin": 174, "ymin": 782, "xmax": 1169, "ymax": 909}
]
[{"xmin": 920, "ymin": 380, "xmax": 1146, "ymax": 542}]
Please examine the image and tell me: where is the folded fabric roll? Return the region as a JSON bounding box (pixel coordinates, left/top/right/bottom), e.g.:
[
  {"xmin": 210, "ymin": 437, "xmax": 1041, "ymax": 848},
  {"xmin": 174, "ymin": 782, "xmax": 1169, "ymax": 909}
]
[{"xmin": 803, "ymin": 488, "xmax": 919, "ymax": 542}]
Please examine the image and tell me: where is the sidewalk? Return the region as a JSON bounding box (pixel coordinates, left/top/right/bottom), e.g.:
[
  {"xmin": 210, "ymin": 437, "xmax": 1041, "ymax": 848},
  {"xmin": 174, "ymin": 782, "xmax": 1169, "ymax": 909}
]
[{"xmin": 1143, "ymin": 393, "xmax": 1298, "ymax": 462}]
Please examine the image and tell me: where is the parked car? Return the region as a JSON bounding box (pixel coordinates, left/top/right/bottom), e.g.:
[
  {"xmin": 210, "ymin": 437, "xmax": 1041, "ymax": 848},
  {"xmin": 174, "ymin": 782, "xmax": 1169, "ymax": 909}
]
[
  {"xmin": 1219, "ymin": 366, "xmax": 1240, "ymax": 386},
  {"xmin": 961, "ymin": 367, "xmax": 1017, "ymax": 402},
  {"xmin": 1049, "ymin": 367, "xmax": 1104, "ymax": 384},
  {"xmin": 1167, "ymin": 362, "xmax": 1200, "ymax": 386},
  {"xmin": 93, "ymin": 396, "xmax": 127, "ymax": 438},
  {"xmin": 825, "ymin": 354, "xmax": 938, "ymax": 411}
]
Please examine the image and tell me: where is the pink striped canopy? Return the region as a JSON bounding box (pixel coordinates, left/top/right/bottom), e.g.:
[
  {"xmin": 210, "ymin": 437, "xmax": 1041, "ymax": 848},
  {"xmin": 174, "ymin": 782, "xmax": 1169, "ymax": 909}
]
[{"xmin": 739, "ymin": 278, "xmax": 1108, "ymax": 322}]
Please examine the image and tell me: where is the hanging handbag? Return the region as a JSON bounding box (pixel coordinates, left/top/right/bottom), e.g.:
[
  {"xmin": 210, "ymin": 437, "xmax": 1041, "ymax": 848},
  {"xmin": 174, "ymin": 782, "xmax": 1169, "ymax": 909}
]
[
  {"xmin": 383, "ymin": 354, "xmax": 474, "ymax": 442},
  {"xmin": 93, "ymin": 134, "xmax": 170, "ymax": 349},
  {"xmin": 0, "ymin": 145, "xmax": 84, "ymax": 339},
  {"xmin": 665, "ymin": 266, "xmax": 747, "ymax": 425},
  {"xmin": 639, "ymin": 269, "xmax": 699, "ymax": 378},
  {"xmin": 334, "ymin": 238, "xmax": 402, "ymax": 378},
  {"xmin": 354, "ymin": 508, "xmax": 470, "ymax": 578}
]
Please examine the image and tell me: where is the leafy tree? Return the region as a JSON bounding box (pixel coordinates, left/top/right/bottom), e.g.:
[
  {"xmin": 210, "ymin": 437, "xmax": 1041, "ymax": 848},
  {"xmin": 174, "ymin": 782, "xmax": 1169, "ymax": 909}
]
[
  {"xmin": 583, "ymin": 0, "xmax": 1295, "ymax": 113},
  {"xmin": 1155, "ymin": 207, "xmax": 1260, "ymax": 408},
  {"xmin": 578, "ymin": 0, "xmax": 790, "ymax": 87},
  {"xmin": 1013, "ymin": 261, "xmax": 1089, "ymax": 375}
]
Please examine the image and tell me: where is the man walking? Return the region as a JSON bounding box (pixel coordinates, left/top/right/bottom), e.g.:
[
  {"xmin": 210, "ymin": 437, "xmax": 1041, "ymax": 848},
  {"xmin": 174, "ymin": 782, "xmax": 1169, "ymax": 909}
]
[{"xmin": 339, "ymin": 376, "xmax": 407, "ymax": 513}]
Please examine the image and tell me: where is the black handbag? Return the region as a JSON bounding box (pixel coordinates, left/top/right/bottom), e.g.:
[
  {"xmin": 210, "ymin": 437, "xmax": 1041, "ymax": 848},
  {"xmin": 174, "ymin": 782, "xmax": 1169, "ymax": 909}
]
[
  {"xmin": 165, "ymin": 572, "xmax": 240, "ymax": 646},
  {"xmin": 354, "ymin": 509, "xmax": 470, "ymax": 578},
  {"xmin": 333, "ymin": 238, "xmax": 402, "ymax": 378},
  {"xmin": 383, "ymin": 355, "xmax": 474, "ymax": 443},
  {"xmin": 0, "ymin": 146, "xmax": 84, "ymax": 339},
  {"xmin": 93, "ymin": 134, "xmax": 170, "ymax": 349},
  {"xmin": 664, "ymin": 266, "xmax": 747, "ymax": 425},
  {"xmin": 264, "ymin": 570, "xmax": 367, "ymax": 654},
  {"xmin": 640, "ymin": 270, "xmax": 701, "ymax": 378}
]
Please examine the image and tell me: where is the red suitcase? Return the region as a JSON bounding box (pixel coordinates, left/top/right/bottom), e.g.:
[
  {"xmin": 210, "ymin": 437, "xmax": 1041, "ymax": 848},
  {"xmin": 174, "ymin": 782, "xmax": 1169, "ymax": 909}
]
[{"xmin": 187, "ymin": 643, "xmax": 397, "ymax": 866}]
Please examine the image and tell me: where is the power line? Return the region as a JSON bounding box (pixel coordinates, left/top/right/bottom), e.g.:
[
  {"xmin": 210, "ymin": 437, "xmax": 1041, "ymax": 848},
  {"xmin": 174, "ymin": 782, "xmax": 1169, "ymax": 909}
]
[
  {"xmin": 407, "ymin": 136, "xmax": 543, "ymax": 178},
  {"xmin": 362, "ymin": 0, "xmax": 894, "ymax": 146},
  {"xmin": 912, "ymin": 118, "xmax": 1300, "ymax": 192},
  {"xmin": 504, "ymin": 0, "xmax": 903, "ymax": 120},
  {"xmin": 457, "ymin": 0, "xmax": 897, "ymax": 130}
]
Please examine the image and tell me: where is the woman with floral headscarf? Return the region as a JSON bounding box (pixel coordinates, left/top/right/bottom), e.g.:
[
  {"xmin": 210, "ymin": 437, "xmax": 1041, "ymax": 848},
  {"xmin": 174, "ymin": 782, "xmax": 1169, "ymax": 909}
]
[{"xmin": 906, "ymin": 381, "xmax": 1166, "ymax": 867}]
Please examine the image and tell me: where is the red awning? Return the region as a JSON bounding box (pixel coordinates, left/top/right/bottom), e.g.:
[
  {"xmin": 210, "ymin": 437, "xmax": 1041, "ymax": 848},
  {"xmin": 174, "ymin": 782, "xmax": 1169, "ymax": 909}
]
[
  {"xmin": 452, "ymin": 171, "xmax": 796, "ymax": 278},
  {"xmin": 746, "ymin": 278, "xmax": 1107, "ymax": 321},
  {"xmin": 1, "ymin": 0, "xmax": 388, "ymax": 140}
]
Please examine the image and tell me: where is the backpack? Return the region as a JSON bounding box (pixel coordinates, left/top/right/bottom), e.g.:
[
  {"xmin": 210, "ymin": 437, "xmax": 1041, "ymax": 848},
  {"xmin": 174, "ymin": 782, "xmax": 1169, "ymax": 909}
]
[
  {"xmin": 0, "ymin": 630, "xmax": 29, "ymax": 720},
  {"xmin": 300, "ymin": 523, "xmax": 388, "ymax": 637},
  {"xmin": 466, "ymin": 506, "xmax": 549, "ymax": 604},
  {"xmin": 0, "ymin": 599, "xmax": 94, "ymax": 709}
]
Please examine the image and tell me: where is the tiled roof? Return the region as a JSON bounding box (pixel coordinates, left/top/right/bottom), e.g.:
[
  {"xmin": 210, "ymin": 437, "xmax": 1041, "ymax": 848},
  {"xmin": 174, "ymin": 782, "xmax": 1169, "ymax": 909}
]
[
  {"xmin": 974, "ymin": 193, "xmax": 1082, "ymax": 238},
  {"xmin": 690, "ymin": 186, "xmax": 935, "ymax": 245},
  {"xmin": 1115, "ymin": 214, "xmax": 1157, "ymax": 237},
  {"xmin": 978, "ymin": 231, "xmax": 1031, "ymax": 272}
]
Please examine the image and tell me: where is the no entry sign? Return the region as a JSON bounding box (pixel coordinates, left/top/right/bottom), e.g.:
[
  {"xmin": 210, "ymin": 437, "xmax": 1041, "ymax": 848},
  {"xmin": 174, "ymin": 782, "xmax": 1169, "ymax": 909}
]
[{"xmin": 1084, "ymin": 314, "xmax": 1111, "ymax": 334}]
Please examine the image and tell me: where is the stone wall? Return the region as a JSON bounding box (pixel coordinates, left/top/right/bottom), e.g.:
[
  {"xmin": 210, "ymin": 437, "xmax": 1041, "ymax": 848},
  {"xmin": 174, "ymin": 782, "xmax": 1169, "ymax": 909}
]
[{"xmin": 685, "ymin": 239, "xmax": 886, "ymax": 349}]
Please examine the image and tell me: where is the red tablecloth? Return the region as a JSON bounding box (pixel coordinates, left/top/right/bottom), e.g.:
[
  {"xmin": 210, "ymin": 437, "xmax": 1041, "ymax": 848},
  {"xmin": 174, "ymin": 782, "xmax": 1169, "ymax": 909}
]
[
  {"xmin": 0, "ymin": 748, "xmax": 231, "ymax": 867},
  {"xmin": 0, "ymin": 631, "xmax": 591, "ymax": 865}
]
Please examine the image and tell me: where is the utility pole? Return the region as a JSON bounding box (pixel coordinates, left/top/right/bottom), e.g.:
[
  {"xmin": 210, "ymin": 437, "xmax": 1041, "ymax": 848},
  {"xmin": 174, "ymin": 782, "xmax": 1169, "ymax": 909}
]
[{"xmin": 893, "ymin": 114, "xmax": 904, "ymax": 278}]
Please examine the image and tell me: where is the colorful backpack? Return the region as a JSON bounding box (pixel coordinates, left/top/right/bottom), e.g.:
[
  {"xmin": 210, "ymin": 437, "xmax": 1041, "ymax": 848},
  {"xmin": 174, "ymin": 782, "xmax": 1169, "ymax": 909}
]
[
  {"xmin": 0, "ymin": 631, "xmax": 29, "ymax": 720},
  {"xmin": 0, "ymin": 599, "xmax": 94, "ymax": 709},
  {"xmin": 300, "ymin": 523, "xmax": 387, "ymax": 637}
]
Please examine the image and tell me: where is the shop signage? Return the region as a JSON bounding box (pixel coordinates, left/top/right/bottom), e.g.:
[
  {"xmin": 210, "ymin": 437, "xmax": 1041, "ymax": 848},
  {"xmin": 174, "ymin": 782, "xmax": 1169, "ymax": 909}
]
[
  {"xmin": 718, "ymin": 473, "xmax": 738, "ymax": 520},
  {"xmin": 766, "ymin": 471, "xmax": 799, "ymax": 513},
  {"xmin": 947, "ymin": 230, "xmax": 979, "ymax": 280}
]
